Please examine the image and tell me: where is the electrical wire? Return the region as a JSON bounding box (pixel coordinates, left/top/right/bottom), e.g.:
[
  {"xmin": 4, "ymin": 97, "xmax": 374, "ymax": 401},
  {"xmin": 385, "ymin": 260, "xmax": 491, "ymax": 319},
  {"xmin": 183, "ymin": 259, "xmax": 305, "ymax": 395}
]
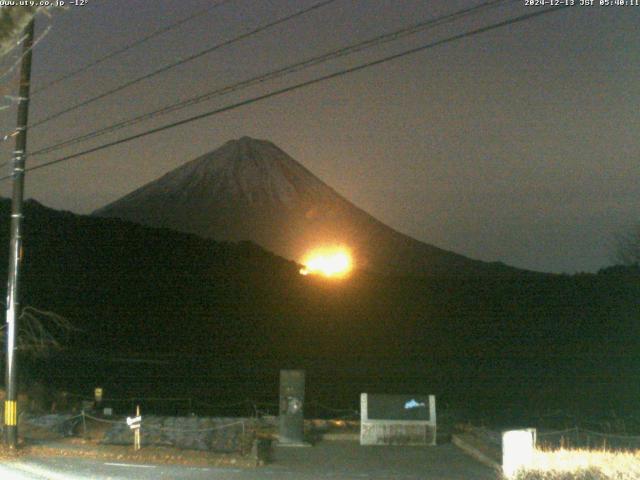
[
  {"xmin": 0, "ymin": 5, "xmax": 569, "ymax": 182},
  {"xmin": 31, "ymin": 0, "xmax": 236, "ymax": 95},
  {"xmin": 28, "ymin": 0, "xmax": 340, "ymax": 128},
  {"xmin": 30, "ymin": 0, "xmax": 514, "ymax": 158}
]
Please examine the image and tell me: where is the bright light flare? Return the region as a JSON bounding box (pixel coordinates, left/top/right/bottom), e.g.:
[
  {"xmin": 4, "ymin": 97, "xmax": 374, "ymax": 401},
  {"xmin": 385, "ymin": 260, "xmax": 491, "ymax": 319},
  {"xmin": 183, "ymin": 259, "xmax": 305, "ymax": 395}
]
[{"xmin": 299, "ymin": 247, "xmax": 353, "ymax": 278}]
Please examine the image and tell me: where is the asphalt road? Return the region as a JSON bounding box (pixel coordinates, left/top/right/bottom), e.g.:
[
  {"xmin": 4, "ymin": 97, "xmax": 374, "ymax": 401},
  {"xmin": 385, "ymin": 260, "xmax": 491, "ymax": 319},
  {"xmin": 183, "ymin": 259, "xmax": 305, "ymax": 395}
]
[{"xmin": 0, "ymin": 442, "xmax": 499, "ymax": 480}]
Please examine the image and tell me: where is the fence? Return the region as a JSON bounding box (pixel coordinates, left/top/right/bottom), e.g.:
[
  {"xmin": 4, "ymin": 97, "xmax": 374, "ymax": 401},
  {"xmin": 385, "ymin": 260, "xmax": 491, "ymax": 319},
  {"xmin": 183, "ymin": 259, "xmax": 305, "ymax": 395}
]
[
  {"xmin": 453, "ymin": 423, "xmax": 640, "ymax": 476},
  {"xmin": 16, "ymin": 410, "xmax": 256, "ymax": 454},
  {"xmin": 61, "ymin": 392, "xmax": 359, "ymax": 419},
  {"xmin": 537, "ymin": 427, "xmax": 640, "ymax": 451},
  {"xmin": 89, "ymin": 413, "xmax": 255, "ymax": 453},
  {"xmin": 457, "ymin": 423, "xmax": 640, "ymax": 452}
]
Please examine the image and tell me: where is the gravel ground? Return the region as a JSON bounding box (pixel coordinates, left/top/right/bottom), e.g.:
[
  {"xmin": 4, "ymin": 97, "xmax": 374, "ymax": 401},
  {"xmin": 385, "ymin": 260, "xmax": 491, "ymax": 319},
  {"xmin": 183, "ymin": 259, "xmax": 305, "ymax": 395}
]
[{"xmin": 268, "ymin": 440, "xmax": 500, "ymax": 480}]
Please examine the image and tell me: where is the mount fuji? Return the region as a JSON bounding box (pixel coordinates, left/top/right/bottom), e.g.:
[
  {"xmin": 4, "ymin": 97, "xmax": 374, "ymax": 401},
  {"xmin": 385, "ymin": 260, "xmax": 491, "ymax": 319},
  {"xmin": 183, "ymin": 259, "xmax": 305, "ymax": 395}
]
[{"xmin": 94, "ymin": 137, "xmax": 514, "ymax": 275}]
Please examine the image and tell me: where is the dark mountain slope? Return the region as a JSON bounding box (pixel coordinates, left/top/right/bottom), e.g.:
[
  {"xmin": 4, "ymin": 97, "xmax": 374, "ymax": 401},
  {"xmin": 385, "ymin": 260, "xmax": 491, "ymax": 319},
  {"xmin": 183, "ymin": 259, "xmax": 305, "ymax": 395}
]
[{"xmin": 0, "ymin": 199, "xmax": 636, "ymax": 417}]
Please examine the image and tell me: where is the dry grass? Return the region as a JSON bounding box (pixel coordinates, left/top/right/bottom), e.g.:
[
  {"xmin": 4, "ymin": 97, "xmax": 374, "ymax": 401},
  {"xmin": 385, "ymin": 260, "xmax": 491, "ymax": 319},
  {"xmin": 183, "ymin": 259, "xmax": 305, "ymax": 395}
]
[{"xmin": 511, "ymin": 448, "xmax": 640, "ymax": 480}]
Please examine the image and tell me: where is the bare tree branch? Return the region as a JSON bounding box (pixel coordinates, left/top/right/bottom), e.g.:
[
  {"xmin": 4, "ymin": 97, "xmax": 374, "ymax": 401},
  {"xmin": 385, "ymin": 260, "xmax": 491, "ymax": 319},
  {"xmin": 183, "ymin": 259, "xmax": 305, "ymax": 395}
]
[
  {"xmin": 0, "ymin": 5, "xmax": 63, "ymax": 59},
  {"xmin": 0, "ymin": 24, "xmax": 51, "ymax": 82},
  {"xmin": 0, "ymin": 6, "xmax": 40, "ymax": 58},
  {"xmin": 0, "ymin": 305, "xmax": 78, "ymax": 357}
]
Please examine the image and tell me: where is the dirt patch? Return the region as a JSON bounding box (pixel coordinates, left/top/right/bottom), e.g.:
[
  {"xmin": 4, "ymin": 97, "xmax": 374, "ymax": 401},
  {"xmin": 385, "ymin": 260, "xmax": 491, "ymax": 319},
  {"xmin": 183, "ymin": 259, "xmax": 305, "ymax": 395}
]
[
  {"xmin": 23, "ymin": 440, "xmax": 259, "ymax": 468},
  {"xmin": 0, "ymin": 443, "xmax": 26, "ymax": 460}
]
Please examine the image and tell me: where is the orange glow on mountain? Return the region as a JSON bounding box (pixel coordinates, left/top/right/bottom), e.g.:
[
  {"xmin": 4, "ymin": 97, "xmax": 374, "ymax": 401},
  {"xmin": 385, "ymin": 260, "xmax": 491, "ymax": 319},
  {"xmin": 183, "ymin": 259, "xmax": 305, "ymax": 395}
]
[{"xmin": 299, "ymin": 247, "xmax": 353, "ymax": 278}]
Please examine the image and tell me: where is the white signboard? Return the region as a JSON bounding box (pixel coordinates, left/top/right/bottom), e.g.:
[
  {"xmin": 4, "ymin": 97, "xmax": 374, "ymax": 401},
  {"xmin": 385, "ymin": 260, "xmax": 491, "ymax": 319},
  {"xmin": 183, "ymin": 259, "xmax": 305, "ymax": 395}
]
[
  {"xmin": 126, "ymin": 415, "xmax": 142, "ymax": 430},
  {"xmin": 360, "ymin": 393, "xmax": 437, "ymax": 446}
]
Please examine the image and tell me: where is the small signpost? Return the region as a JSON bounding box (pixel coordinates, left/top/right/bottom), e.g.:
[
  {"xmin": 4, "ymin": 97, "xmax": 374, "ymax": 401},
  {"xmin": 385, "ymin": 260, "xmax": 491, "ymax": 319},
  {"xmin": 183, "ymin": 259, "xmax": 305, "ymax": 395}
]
[
  {"xmin": 94, "ymin": 387, "xmax": 103, "ymax": 408},
  {"xmin": 127, "ymin": 405, "xmax": 142, "ymax": 451}
]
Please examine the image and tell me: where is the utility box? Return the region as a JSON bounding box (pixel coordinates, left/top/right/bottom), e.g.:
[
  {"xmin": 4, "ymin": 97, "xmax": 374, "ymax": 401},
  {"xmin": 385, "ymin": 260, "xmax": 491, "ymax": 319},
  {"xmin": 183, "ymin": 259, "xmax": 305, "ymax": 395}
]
[
  {"xmin": 278, "ymin": 370, "xmax": 306, "ymax": 446},
  {"xmin": 360, "ymin": 393, "xmax": 436, "ymax": 446}
]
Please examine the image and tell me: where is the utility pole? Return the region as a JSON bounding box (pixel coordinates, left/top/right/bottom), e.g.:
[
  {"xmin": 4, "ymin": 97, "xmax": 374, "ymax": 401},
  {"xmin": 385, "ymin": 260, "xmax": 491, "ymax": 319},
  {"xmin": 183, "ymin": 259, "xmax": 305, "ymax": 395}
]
[{"xmin": 4, "ymin": 18, "xmax": 35, "ymax": 449}]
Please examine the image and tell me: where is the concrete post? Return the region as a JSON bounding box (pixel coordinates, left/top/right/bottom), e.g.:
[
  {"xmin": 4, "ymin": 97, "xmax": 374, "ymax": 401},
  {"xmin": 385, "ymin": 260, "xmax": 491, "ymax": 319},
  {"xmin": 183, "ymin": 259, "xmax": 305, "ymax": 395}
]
[
  {"xmin": 502, "ymin": 429, "xmax": 536, "ymax": 478},
  {"xmin": 278, "ymin": 370, "xmax": 308, "ymax": 446}
]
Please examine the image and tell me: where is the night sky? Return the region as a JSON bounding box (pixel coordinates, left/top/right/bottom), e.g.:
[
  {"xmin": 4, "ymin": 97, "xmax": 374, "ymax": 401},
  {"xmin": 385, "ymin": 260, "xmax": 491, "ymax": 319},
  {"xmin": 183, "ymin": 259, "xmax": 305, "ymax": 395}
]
[{"xmin": 0, "ymin": 0, "xmax": 637, "ymax": 274}]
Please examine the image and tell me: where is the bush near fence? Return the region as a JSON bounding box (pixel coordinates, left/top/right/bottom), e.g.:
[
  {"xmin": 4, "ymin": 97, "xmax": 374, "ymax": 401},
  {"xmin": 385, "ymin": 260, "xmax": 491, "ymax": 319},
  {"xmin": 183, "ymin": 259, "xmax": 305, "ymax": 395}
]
[{"xmin": 510, "ymin": 448, "xmax": 640, "ymax": 480}]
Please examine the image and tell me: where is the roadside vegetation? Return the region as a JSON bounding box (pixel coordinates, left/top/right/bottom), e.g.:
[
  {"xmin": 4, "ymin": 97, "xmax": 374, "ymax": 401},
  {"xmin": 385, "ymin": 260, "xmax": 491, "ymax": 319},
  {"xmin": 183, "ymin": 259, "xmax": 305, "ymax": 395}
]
[{"xmin": 511, "ymin": 448, "xmax": 640, "ymax": 480}]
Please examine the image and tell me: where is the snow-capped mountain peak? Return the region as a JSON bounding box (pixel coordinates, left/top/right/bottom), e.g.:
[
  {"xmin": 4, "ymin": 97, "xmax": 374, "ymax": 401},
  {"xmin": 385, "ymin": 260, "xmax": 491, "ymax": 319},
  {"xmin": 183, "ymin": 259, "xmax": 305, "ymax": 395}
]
[
  {"xmin": 94, "ymin": 137, "xmax": 512, "ymax": 275},
  {"xmin": 130, "ymin": 136, "xmax": 333, "ymax": 207}
]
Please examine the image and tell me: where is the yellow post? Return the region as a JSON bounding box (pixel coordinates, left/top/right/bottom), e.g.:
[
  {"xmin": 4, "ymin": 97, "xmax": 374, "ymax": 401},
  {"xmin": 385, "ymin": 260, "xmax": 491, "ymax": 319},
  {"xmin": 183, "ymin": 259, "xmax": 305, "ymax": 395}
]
[{"xmin": 4, "ymin": 400, "xmax": 17, "ymax": 427}]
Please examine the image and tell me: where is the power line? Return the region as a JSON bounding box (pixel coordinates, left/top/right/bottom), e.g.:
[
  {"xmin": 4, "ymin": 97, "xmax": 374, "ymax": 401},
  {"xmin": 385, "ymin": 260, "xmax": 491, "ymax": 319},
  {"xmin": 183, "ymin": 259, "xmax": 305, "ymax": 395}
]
[
  {"xmin": 16, "ymin": 5, "xmax": 570, "ymax": 176},
  {"xmin": 1, "ymin": 5, "xmax": 569, "ymax": 182},
  {"xmin": 30, "ymin": 0, "xmax": 514, "ymax": 158},
  {"xmin": 28, "ymin": 0, "xmax": 339, "ymax": 128},
  {"xmin": 31, "ymin": 0, "xmax": 236, "ymax": 95}
]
